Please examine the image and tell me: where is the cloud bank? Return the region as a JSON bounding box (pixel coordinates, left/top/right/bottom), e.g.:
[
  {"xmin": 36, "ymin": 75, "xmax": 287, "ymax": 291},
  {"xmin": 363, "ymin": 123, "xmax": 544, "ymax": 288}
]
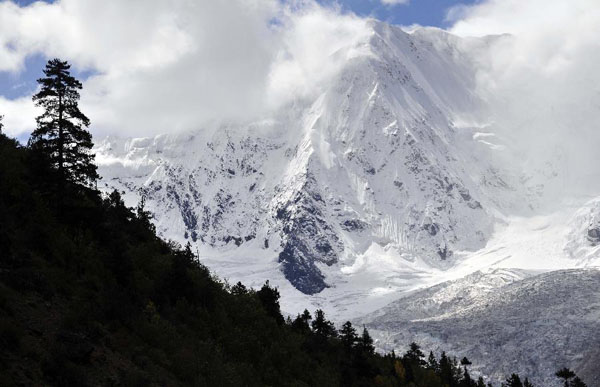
[
  {"xmin": 448, "ymin": 0, "xmax": 600, "ymax": 197},
  {"xmin": 0, "ymin": 0, "xmax": 370, "ymax": 137}
]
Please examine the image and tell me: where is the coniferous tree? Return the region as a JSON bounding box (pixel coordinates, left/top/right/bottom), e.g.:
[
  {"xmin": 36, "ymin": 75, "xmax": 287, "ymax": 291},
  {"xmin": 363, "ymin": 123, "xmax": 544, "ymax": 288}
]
[
  {"xmin": 523, "ymin": 378, "xmax": 534, "ymax": 387},
  {"xmin": 136, "ymin": 194, "xmax": 155, "ymax": 233},
  {"xmin": 339, "ymin": 321, "xmax": 358, "ymax": 349},
  {"xmin": 556, "ymin": 368, "xmax": 576, "ymax": 387},
  {"xmin": 427, "ymin": 351, "xmax": 439, "ymax": 371},
  {"xmin": 504, "ymin": 373, "xmax": 523, "ymax": 387},
  {"xmin": 439, "ymin": 351, "xmax": 454, "ymax": 383},
  {"xmin": 29, "ymin": 58, "xmax": 98, "ymax": 187},
  {"xmin": 461, "ymin": 357, "xmax": 474, "ymax": 387},
  {"xmin": 230, "ymin": 281, "xmax": 248, "ymax": 295},
  {"xmin": 311, "ymin": 309, "xmax": 337, "ymax": 339},
  {"xmin": 476, "ymin": 376, "xmax": 486, "ymax": 387},
  {"xmin": 257, "ymin": 280, "xmax": 284, "ymax": 325},
  {"xmin": 571, "ymin": 377, "xmax": 587, "ymax": 387},
  {"xmin": 357, "ymin": 326, "xmax": 375, "ymax": 354},
  {"xmin": 404, "ymin": 342, "xmax": 426, "ymax": 366},
  {"xmin": 291, "ymin": 309, "xmax": 312, "ymax": 332},
  {"xmin": 462, "ymin": 367, "xmax": 473, "ymax": 387}
]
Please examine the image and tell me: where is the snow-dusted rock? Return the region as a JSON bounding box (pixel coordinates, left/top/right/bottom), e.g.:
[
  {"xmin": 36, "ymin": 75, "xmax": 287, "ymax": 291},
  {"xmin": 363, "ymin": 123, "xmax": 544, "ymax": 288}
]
[{"xmin": 359, "ymin": 268, "xmax": 600, "ymax": 387}]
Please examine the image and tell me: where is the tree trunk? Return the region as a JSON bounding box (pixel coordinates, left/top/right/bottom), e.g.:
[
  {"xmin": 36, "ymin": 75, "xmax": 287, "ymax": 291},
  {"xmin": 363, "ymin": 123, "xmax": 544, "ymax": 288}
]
[{"xmin": 58, "ymin": 77, "xmax": 64, "ymax": 181}]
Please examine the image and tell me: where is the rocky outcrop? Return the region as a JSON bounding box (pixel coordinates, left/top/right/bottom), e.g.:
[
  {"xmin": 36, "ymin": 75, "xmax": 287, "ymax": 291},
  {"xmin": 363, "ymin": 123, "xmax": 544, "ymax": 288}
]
[{"xmin": 587, "ymin": 227, "xmax": 600, "ymax": 245}]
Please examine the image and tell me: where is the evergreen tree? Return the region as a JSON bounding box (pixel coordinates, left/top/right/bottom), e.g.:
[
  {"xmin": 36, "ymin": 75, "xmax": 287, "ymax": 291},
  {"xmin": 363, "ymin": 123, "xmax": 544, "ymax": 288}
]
[
  {"xmin": 339, "ymin": 321, "xmax": 358, "ymax": 349},
  {"xmin": 556, "ymin": 368, "xmax": 576, "ymax": 387},
  {"xmin": 183, "ymin": 241, "xmax": 196, "ymax": 264},
  {"xmin": 257, "ymin": 280, "xmax": 284, "ymax": 325},
  {"xmin": 476, "ymin": 376, "xmax": 486, "ymax": 387},
  {"xmin": 291, "ymin": 309, "xmax": 312, "ymax": 332},
  {"xmin": 311, "ymin": 309, "xmax": 337, "ymax": 338},
  {"xmin": 462, "ymin": 367, "xmax": 473, "ymax": 387},
  {"xmin": 439, "ymin": 351, "xmax": 454, "ymax": 384},
  {"xmin": 461, "ymin": 357, "xmax": 474, "ymax": 387},
  {"xmin": 404, "ymin": 342, "xmax": 426, "ymax": 366},
  {"xmin": 427, "ymin": 351, "xmax": 439, "ymax": 371},
  {"xmin": 357, "ymin": 326, "xmax": 375, "ymax": 354},
  {"xmin": 136, "ymin": 194, "xmax": 155, "ymax": 233},
  {"xmin": 504, "ymin": 373, "xmax": 523, "ymax": 387},
  {"xmin": 29, "ymin": 58, "xmax": 98, "ymax": 187},
  {"xmin": 571, "ymin": 377, "xmax": 587, "ymax": 387},
  {"xmin": 230, "ymin": 281, "xmax": 248, "ymax": 295},
  {"xmin": 523, "ymin": 378, "xmax": 534, "ymax": 387}
]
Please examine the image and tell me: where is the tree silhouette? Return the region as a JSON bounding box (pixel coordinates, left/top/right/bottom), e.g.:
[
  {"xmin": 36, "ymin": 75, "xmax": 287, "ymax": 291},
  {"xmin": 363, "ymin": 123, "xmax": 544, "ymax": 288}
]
[
  {"xmin": 427, "ymin": 351, "xmax": 439, "ymax": 371},
  {"xmin": 291, "ymin": 309, "xmax": 312, "ymax": 332},
  {"xmin": 404, "ymin": 342, "xmax": 426, "ymax": 365},
  {"xmin": 257, "ymin": 280, "xmax": 284, "ymax": 325},
  {"xmin": 230, "ymin": 281, "xmax": 248, "ymax": 296},
  {"xmin": 339, "ymin": 321, "xmax": 358, "ymax": 349},
  {"xmin": 504, "ymin": 373, "xmax": 523, "ymax": 387},
  {"xmin": 556, "ymin": 368, "xmax": 576, "ymax": 387},
  {"xmin": 311, "ymin": 309, "xmax": 337, "ymax": 339},
  {"xmin": 555, "ymin": 368, "xmax": 587, "ymax": 387},
  {"xmin": 29, "ymin": 58, "xmax": 98, "ymax": 187},
  {"xmin": 357, "ymin": 326, "xmax": 375, "ymax": 354},
  {"xmin": 571, "ymin": 377, "xmax": 587, "ymax": 387}
]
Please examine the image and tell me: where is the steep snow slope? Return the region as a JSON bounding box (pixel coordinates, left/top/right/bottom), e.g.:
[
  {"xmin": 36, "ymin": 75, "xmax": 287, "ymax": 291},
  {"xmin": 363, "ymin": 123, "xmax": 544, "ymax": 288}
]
[
  {"xmin": 359, "ymin": 268, "xmax": 600, "ymax": 387},
  {"xmin": 96, "ymin": 22, "xmax": 522, "ymax": 295}
]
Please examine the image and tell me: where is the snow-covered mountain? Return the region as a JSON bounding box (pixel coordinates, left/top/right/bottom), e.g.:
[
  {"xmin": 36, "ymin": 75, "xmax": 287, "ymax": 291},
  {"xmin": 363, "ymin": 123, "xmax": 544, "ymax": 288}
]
[
  {"xmin": 95, "ymin": 20, "xmax": 600, "ymax": 385},
  {"xmin": 96, "ymin": 22, "xmax": 523, "ymax": 294}
]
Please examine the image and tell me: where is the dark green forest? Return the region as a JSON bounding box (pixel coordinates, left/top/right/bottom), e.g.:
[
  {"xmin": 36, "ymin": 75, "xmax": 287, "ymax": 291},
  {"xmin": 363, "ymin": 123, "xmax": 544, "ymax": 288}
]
[{"xmin": 0, "ymin": 60, "xmax": 588, "ymax": 386}]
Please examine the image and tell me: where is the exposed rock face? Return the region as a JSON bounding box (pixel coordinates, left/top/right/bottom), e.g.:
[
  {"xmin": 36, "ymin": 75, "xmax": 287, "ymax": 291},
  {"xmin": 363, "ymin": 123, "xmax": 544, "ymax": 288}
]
[{"xmin": 587, "ymin": 227, "xmax": 600, "ymax": 245}]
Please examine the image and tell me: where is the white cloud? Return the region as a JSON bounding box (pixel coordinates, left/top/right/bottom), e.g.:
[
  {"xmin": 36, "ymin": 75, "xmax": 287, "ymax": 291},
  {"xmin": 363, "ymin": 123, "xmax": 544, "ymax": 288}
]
[
  {"xmin": 448, "ymin": 0, "xmax": 600, "ymax": 197},
  {"xmin": 380, "ymin": 0, "xmax": 409, "ymax": 5},
  {"xmin": 0, "ymin": 0, "xmax": 371, "ymax": 138}
]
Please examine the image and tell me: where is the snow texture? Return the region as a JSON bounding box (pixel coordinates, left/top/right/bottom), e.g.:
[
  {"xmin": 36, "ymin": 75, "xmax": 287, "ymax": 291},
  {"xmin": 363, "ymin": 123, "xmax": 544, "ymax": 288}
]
[{"xmin": 358, "ymin": 268, "xmax": 600, "ymax": 387}]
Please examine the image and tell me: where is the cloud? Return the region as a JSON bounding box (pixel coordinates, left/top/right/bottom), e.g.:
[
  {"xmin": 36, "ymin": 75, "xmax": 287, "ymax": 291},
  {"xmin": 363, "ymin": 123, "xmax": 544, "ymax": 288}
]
[
  {"xmin": 0, "ymin": 0, "xmax": 371, "ymax": 138},
  {"xmin": 380, "ymin": 0, "xmax": 409, "ymax": 5},
  {"xmin": 448, "ymin": 0, "xmax": 600, "ymax": 198}
]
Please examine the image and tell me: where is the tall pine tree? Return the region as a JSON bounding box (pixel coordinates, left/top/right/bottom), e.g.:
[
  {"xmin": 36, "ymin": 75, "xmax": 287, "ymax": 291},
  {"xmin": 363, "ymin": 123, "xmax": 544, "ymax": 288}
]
[
  {"xmin": 339, "ymin": 321, "xmax": 358, "ymax": 349},
  {"xmin": 29, "ymin": 59, "xmax": 98, "ymax": 187}
]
